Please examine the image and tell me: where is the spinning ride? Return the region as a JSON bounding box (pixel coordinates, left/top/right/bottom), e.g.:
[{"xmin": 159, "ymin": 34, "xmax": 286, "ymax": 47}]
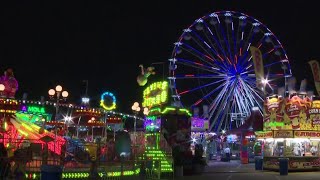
[{"xmin": 168, "ymin": 11, "xmax": 292, "ymax": 131}]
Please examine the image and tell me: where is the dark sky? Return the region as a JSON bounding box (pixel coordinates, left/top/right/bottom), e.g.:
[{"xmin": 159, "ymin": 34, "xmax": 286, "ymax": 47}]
[{"xmin": 1, "ymin": 1, "xmax": 319, "ymax": 113}]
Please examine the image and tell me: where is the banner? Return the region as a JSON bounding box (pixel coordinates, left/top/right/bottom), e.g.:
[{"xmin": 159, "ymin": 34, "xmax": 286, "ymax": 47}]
[
  {"xmin": 263, "ymin": 95, "xmax": 285, "ymax": 130},
  {"xmin": 307, "ymin": 99, "xmax": 320, "ymax": 127},
  {"xmin": 308, "ymin": 60, "xmax": 320, "ymax": 95},
  {"xmin": 255, "ymin": 131, "xmax": 273, "ymax": 139},
  {"xmin": 250, "ymin": 46, "xmax": 264, "ymax": 88},
  {"xmin": 294, "ymin": 131, "xmax": 320, "ymax": 138},
  {"xmin": 240, "ymin": 138, "xmax": 248, "ymax": 164},
  {"xmin": 284, "ymin": 95, "xmax": 303, "ymax": 130},
  {"xmin": 273, "ymin": 130, "xmax": 294, "ymax": 138}
]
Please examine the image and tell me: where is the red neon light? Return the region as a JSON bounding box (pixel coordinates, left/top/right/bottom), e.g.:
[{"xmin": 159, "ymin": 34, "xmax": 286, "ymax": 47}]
[
  {"xmin": 217, "ymin": 54, "xmax": 224, "ymax": 61},
  {"xmin": 195, "ymin": 99, "xmax": 203, "ymax": 106},
  {"xmin": 258, "ymin": 43, "xmax": 262, "ymax": 49},
  {"xmin": 185, "ymin": 74, "xmax": 194, "ymax": 77},
  {"xmin": 194, "ymin": 62, "xmax": 204, "ymax": 66},
  {"xmin": 179, "ymin": 90, "xmax": 189, "ymax": 95},
  {"xmin": 205, "ymin": 55, "xmax": 214, "ymax": 61},
  {"xmin": 267, "ymin": 48, "xmax": 275, "ymax": 54},
  {"xmin": 226, "ymin": 57, "xmax": 232, "ymax": 65},
  {"xmin": 235, "ymin": 55, "xmax": 238, "ymax": 64}
]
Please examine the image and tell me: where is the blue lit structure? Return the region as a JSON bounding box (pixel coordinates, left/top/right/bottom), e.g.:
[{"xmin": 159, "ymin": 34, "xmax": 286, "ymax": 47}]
[{"xmin": 168, "ymin": 11, "xmax": 292, "ymax": 132}]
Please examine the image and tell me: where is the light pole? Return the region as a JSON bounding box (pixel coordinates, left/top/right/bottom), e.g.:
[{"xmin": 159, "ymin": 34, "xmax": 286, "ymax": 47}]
[
  {"xmin": 131, "ymin": 102, "xmax": 141, "ymax": 160},
  {"xmin": 0, "ymin": 84, "xmax": 5, "ymax": 98},
  {"xmin": 261, "ymin": 78, "xmax": 274, "ymax": 96},
  {"xmin": 131, "ymin": 102, "xmax": 141, "ymax": 142},
  {"xmin": 0, "ymin": 83, "xmax": 5, "ymax": 142},
  {"xmin": 63, "ymin": 115, "xmax": 73, "ymax": 136},
  {"xmin": 48, "ymin": 85, "xmax": 69, "ymax": 154}
]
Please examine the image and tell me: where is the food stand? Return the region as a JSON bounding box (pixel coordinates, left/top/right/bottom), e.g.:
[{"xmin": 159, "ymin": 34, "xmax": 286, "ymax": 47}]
[{"xmin": 257, "ymin": 94, "xmax": 320, "ymax": 171}]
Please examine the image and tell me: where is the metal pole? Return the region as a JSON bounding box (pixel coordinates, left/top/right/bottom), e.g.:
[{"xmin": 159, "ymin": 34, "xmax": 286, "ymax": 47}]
[
  {"xmin": 282, "ymin": 64, "xmax": 288, "ymax": 97},
  {"xmin": 134, "ymin": 115, "xmax": 137, "ymax": 161},
  {"xmin": 54, "ymin": 92, "xmax": 60, "ymax": 155},
  {"xmin": 134, "ymin": 116, "xmax": 137, "ymax": 143},
  {"xmin": 92, "ymin": 126, "xmax": 94, "ymax": 142},
  {"xmin": 77, "ymin": 116, "xmax": 81, "ymax": 138}
]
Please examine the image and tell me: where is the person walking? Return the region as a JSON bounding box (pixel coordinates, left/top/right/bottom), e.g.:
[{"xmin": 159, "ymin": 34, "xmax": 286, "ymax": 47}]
[{"xmin": 224, "ymin": 146, "xmax": 231, "ymax": 162}]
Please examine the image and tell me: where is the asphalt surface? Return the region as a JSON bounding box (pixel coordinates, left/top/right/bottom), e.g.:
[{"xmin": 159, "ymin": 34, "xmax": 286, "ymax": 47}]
[
  {"xmin": 179, "ymin": 172, "xmax": 320, "ymax": 180},
  {"xmin": 176, "ymin": 160, "xmax": 320, "ymax": 180}
]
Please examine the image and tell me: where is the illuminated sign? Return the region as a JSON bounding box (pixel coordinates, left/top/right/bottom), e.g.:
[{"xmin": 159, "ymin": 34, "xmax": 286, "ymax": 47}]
[
  {"xmin": 100, "ymin": 91, "xmax": 116, "ymax": 111},
  {"xmin": 22, "ymin": 105, "xmax": 46, "ymax": 114},
  {"xmin": 255, "ymin": 131, "xmax": 273, "ymax": 139},
  {"xmin": 142, "ymin": 81, "xmax": 168, "ymax": 108},
  {"xmin": 294, "ymin": 131, "xmax": 320, "ymax": 138},
  {"xmin": 144, "ymin": 115, "xmax": 161, "ymax": 132},
  {"xmin": 273, "ymin": 130, "xmax": 293, "ymax": 138}
]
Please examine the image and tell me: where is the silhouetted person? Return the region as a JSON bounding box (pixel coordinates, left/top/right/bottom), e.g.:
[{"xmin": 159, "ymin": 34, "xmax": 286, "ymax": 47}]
[{"xmin": 0, "ymin": 143, "xmax": 10, "ymax": 179}]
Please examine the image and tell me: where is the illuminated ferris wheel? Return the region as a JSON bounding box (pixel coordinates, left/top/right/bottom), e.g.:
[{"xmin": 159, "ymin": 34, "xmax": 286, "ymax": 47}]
[{"xmin": 168, "ymin": 11, "xmax": 292, "ymax": 132}]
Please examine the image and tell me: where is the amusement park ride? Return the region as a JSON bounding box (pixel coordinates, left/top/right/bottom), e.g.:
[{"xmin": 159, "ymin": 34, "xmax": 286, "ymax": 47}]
[
  {"xmin": 0, "ymin": 66, "xmax": 191, "ymax": 179},
  {"xmin": 2, "ymin": 8, "xmax": 320, "ymax": 179}
]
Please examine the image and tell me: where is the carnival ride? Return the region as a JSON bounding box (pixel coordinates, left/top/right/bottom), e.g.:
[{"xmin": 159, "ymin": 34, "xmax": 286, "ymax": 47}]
[{"xmin": 168, "ymin": 11, "xmax": 292, "ymax": 132}]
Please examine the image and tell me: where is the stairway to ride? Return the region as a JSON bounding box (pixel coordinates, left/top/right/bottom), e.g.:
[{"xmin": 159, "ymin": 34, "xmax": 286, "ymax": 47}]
[{"xmin": 136, "ymin": 132, "xmax": 173, "ymax": 178}]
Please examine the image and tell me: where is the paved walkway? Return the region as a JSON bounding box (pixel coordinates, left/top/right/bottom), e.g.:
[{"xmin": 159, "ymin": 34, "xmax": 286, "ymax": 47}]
[
  {"xmin": 179, "ymin": 172, "xmax": 320, "ymax": 180},
  {"xmin": 176, "ymin": 160, "xmax": 320, "ymax": 180},
  {"xmin": 204, "ymin": 160, "xmax": 256, "ymax": 173}
]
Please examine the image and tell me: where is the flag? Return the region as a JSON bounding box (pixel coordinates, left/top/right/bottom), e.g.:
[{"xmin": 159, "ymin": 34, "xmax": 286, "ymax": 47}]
[
  {"xmin": 299, "ymin": 79, "xmax": 307, "ymax": 94},
  {"xmin": 250, "ymin": 46, "xmax": 264, "ymax": 88},
  {"xmin": 308, "ymin": 60, "xmax": 320, "ymax": 95}
]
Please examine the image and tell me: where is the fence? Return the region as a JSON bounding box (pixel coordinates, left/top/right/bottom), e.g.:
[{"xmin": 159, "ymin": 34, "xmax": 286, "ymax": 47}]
[{"xmin": 0, "ymin": 136, "xmax": 174, "ymax": 179}]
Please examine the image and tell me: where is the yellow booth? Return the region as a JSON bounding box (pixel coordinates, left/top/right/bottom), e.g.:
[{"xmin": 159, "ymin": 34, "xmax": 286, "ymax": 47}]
[{"xmin": 256, "ymin": 94, "xmax": 320, "ymax": 171}]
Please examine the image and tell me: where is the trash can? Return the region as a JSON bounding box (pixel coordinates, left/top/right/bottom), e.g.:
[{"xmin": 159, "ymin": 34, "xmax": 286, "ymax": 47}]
[
  {"xmin": 254, "ymin": 156, "xmax": 263, "ymax": 170},
  {"xmin": 40, "ymin": 165, "xmax": 63, "ymax": 180},
  {"xmin": 278, "ymin": 158, "xmax": 289, "ymax": 175}
]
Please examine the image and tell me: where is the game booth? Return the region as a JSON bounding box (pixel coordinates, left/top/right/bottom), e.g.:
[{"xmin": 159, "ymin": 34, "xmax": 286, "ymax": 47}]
[
  {"xmin": 227, "ymin": 108, "xmax": 263, "ymax": 163},
  {"xmin": 190, "ymin": 109, "xmax": 215, "ymax": 158},
  {"xmin": 256, "ymin": 94, "xmax": 320, "ymax": 171}
]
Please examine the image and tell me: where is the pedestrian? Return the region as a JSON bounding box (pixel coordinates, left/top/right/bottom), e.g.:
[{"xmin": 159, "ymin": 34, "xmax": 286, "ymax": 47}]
[
  {"xmin": 311, "ymin": 146, "xmax": 317, "ymax": 156},
  {"xmin": 224, "ymin": 146, "xmax": 231, "ymax": 162},
  {"xmin": 0, "ymin": 143, "xmax": 10, "ymax": 179}
]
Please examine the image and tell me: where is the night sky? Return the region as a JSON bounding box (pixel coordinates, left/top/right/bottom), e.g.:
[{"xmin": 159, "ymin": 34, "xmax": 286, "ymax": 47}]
[{"xmin": 1, "ymin": 1, "xmax": 319, "ymax": 113}]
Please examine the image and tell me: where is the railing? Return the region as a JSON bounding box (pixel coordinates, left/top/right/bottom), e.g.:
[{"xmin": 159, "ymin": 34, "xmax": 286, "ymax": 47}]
[
  {"xmin": 1, "ymin": 157, "xmax": 173, "ymax": 179},
  {"xmin": 0, "ymin": 134, "xmax": 174, "ymax": 179}
]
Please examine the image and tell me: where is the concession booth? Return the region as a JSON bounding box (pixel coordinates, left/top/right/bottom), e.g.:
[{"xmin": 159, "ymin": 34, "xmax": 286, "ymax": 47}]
[{"xmin": 256, "ymin": 94, "xmax": 320, "ymax": 171}]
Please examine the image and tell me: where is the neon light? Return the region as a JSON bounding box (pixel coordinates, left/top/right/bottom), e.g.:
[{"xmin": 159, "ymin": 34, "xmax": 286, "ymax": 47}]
[
  {"xmin": 179, "ymin": 109, "xmax": 192, "ymax": 116},
  {"xmin": 100, "ymin": 91, "xmax": 116, "ymax": 110},
  {"xmin": 144, "ymin": 116, "xmax": 161, "ymax": 132},
  {"xmin": 21, "ymin": 105, "xmax": 46, "ymax": 114},
  {"xmin": 18, "ymin": 129, "xmax": 28, "ymax": 136},
  {"xmin": 142, "ymin": 81, "xmax": 168, "ymax": 108}
]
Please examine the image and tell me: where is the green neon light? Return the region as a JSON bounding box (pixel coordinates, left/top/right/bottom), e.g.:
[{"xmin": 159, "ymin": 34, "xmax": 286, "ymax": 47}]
[
  {"xmin": 268, "ymin": 121, "xmax": 284, "ymax": 127},
  {"xmin": 144, "ymin": 132, "xmax": 173, "ymax": 172},
  {"xmin": 149, "ymin": 107, "xmax": 192, "ymax": 116},
  {"xmin": 16, "ymin": 113, "xmax": 51, "ymax": 123},
  {"xmin": 22, "ymin": 105, "xmax": 46, "ymax": 114},
  {"xmin": 142, "ymin": 81, "xmax": 168, "ymax": 108},
  {"xmin": 179, "ymin": 108, "xmax": 192, "ymax": 116},
  {"xmin": 146, "ymin": 115, "xmax": 157, "ymax": 120},
  {"xmin": 161, "ymin": 107, "xmax": 175, "ymax": 114}
]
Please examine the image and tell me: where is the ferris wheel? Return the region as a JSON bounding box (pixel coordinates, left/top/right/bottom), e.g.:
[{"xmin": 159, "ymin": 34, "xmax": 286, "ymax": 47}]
[{"xmin": 168, "ymin": 11, "xmax": 292, "ymax": 132}]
